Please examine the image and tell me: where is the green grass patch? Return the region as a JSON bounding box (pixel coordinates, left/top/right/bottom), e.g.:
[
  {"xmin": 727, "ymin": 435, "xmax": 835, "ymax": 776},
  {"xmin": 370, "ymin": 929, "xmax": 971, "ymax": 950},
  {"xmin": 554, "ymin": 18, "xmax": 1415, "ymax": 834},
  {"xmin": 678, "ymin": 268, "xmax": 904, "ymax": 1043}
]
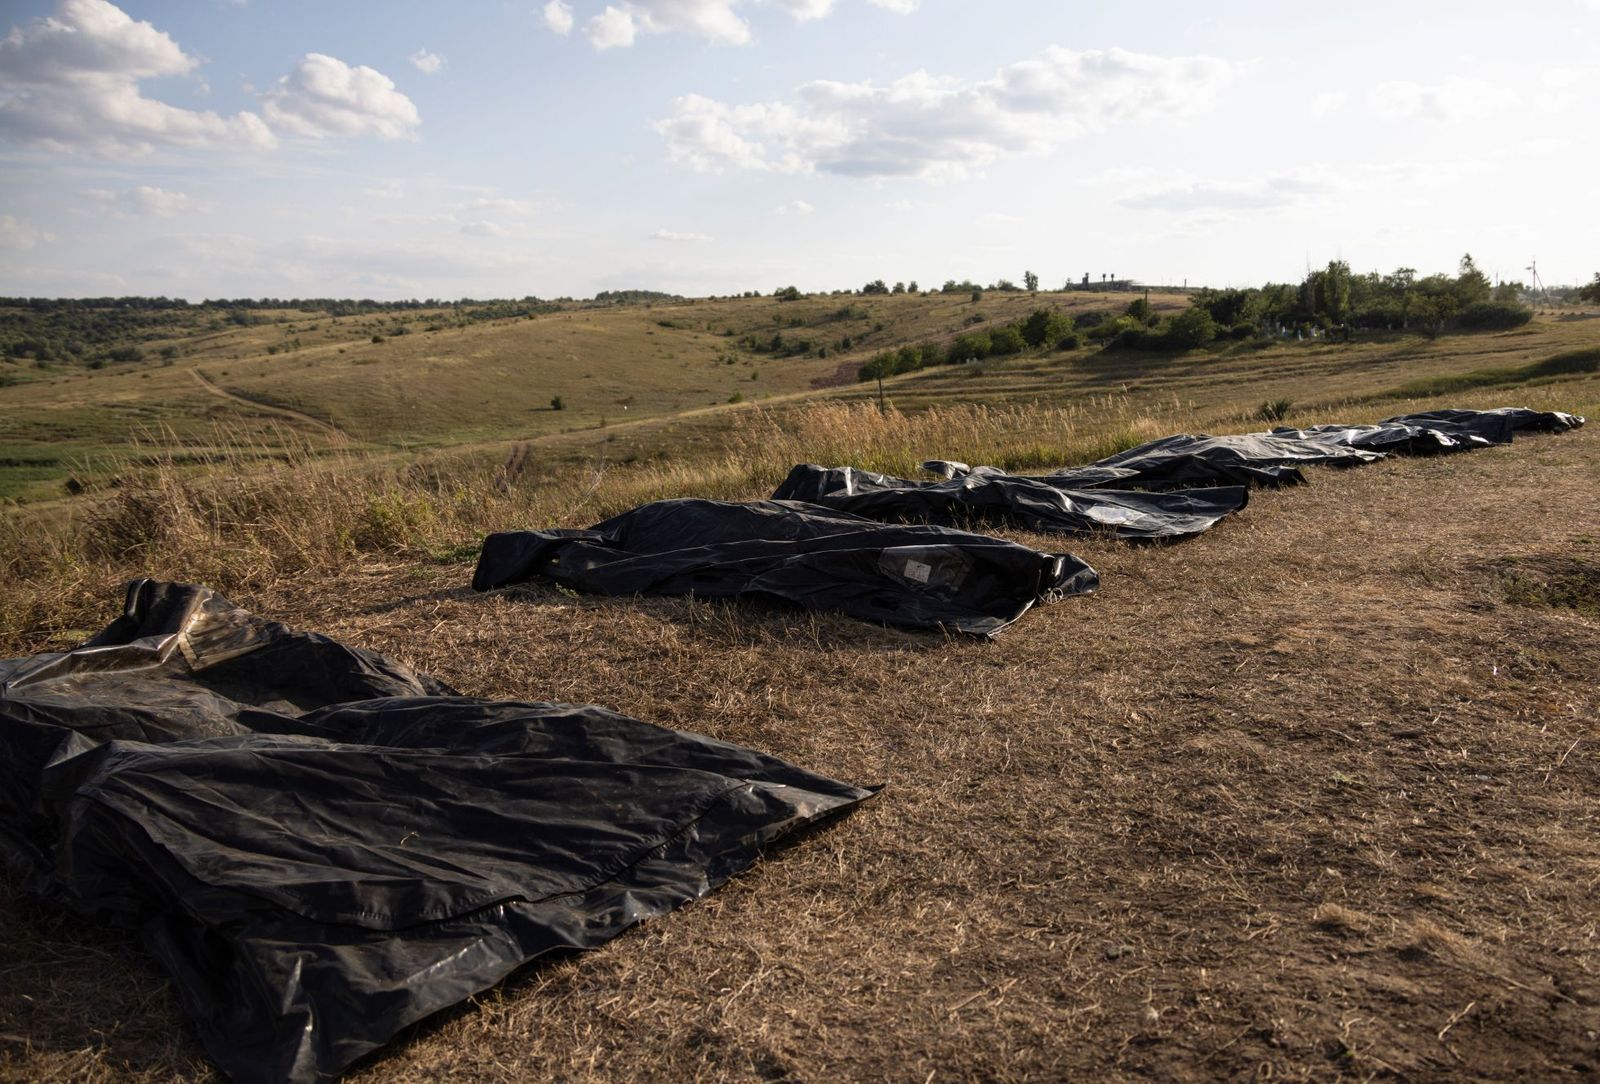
[
  {"xmin": 1491, "ymin": 556, "xmax": 1600, "ymax": 616},
  {"xmin": 1385, "ymin": 347, "xmax": 1600, "ymax": 399}
]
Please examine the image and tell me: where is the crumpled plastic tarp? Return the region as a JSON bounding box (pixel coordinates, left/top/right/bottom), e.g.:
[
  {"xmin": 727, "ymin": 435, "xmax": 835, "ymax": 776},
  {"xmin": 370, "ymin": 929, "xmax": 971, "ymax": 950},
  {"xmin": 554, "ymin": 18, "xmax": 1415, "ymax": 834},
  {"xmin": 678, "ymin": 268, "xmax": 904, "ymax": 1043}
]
[
  {"xmin": 472, "ymin": 497, "xmax": 1098, "ymax": 636},
  {"xmin": 925, "ymin": 407, "xmax": 1585, "ymax": 492},
  {"xmin": 0, "ymin": 579, "xmax": 873, "ymax": 1084},
  {"xmin": 1280, "ymin": 406, "xmax": 1586, "ymax": 456},
  {"xmin": 771, "ymin": 464, "xmax": 1249, "ymax": 541}
]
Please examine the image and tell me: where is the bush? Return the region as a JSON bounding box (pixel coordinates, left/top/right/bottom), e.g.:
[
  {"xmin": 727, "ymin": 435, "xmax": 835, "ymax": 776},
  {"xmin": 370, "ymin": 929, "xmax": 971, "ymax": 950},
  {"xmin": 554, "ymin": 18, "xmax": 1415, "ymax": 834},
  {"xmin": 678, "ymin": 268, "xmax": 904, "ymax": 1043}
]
[
  {"xmin": 1074, "ymin": 310, "xmax": 1112, "ymax": 330},
  {"xmin": 1085, "ymin": 315, "xmax": 1138, "ymax": 342},
  {"xmin": 988, "ymin": 326, "xmax": 1026, "ymax": 355},
  {"xmin": 1162, "ymin": 307, "xmax": 1219, "ymax": 350},
  {"xmin": 1229, "ymin": 322, "xmax": 1258, "ymax": 340},
  {"xmin": 550, "ymin": 395, "xmax": 565, "ymax": 410},
  {"xmin": 947, "ymin": 331, "xmax": 991, "ymax": 363},
  {"xmin": 1452, "ymin": 301, "xmax": 1533, "ymax": 330},
  {"xmin": 1125, "ymin": 297, "xmax": 1153, "ymax": 322},
  {"xmin": 1056, "ymin": 333, "xmax": 1081, "ymax": 350},
  {"xmin": 1021, "ymin": 307, "xmax": 1072, "ymax": 348},
  {"xmin": 1256, "ymin": 398, "xmax": 1293, "ymax": 422},
  {"xmin": 371, "ymin": 334, "xmax": 384, "ymax": 344},
  {"xmin": 858, "ymin": 352, "xmax": 895, "ymax": 382},
  {"xmin": 893, "ymin": 345, "xmax": 923, "ymax": 374}
]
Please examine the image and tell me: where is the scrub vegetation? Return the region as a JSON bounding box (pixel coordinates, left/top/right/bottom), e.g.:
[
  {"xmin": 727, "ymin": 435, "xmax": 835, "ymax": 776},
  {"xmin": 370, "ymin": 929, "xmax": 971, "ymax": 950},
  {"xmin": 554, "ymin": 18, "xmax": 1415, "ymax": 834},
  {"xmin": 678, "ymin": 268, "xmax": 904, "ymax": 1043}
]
[{"xmin": 1, "ymin": 284, "xmax": 1599, "ymax": 1082}]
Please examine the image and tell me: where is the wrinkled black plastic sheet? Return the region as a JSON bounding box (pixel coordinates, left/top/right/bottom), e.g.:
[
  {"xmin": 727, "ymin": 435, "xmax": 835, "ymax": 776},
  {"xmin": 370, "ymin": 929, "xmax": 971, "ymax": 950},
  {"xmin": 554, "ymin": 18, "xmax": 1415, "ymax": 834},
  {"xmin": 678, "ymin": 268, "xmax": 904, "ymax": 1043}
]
[
  {"xmin": 925, "ymin": 407, "xmax": 1585, "ymax": 493},
  {"xmin": 772, "ymin": 464, "xmax": 1249, "ymax": 541},
  {"xmin": 1282, "ymin": 406, "xmax": 1586, "ymax": 456},
  {"xmin": 473, "ymin": 497, "xmax": 1098, "ymax": 637},
  {"xmin": 0, "ymin": 580, "xmax": 873, "ymax": 1084}
]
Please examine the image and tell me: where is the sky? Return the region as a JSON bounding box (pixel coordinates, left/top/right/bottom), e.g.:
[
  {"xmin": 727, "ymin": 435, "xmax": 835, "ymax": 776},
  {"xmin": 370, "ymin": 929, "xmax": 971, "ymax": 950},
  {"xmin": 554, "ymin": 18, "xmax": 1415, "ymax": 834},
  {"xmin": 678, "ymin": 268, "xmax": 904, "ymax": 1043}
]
[{"xmin": 0, "ymin": 0, "xmax": 1595, "ymax": 300}]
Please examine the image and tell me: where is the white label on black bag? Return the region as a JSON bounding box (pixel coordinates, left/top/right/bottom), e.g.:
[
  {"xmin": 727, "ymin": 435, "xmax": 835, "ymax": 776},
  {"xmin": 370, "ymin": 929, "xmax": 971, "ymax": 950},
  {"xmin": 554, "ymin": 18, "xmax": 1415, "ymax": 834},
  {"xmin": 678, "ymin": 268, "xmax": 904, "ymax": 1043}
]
[{"xmin": 904, "ymin": 559, "xmax": 932, "ymax": 584}]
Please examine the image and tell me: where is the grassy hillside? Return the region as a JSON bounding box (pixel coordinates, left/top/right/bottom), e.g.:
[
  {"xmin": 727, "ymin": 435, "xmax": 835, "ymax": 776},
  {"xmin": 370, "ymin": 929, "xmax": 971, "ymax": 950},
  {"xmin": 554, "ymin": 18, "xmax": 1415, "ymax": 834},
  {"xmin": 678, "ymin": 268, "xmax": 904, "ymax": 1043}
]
[
  {"xmin": 2, "ymin": 288, "xmax": 1599, "ymax": 1083},
  {"xmin": 4, "ymin": 291, "xmax": 1598, "ymax": 506}
]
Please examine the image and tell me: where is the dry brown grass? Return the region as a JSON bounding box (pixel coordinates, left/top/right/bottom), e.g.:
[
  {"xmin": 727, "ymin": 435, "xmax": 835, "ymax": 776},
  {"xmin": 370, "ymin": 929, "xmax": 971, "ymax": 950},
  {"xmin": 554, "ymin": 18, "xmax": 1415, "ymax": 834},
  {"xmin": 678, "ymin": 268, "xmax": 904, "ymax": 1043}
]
[{"xmin": 4, "ymin": 420, "xmax": 1598, "ymax": 1082}]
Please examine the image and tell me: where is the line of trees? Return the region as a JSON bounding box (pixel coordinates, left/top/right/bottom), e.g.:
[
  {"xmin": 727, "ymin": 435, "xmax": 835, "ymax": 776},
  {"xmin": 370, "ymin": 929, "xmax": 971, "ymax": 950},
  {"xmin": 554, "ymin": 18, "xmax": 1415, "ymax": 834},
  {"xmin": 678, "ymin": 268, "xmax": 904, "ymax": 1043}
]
[
  {"xmin": 858, "ymin": 306, "xmax": 1081, "ymax": 382},
  {"xmin": 1191, "ymin": 255, "xmax": 1531, "ymax": 339}
]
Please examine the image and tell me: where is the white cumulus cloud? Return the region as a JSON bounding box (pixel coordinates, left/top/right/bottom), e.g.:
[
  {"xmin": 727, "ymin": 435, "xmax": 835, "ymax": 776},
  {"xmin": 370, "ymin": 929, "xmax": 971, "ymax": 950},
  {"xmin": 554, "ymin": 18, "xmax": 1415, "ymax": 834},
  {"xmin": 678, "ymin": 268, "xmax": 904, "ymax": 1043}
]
[
  {"xmin": 84, "ymin": 184, "xmax": 203, "ymax": 216},
  {"xmin": 651, "ymin": 228, "xmax": 713, "ymax": 241},
  {"xmin": 543, "ymin": 0, "xmax": 575, "ymax": 34},
  {"xmin": 263, "ymin": 53, "xmax": 421, "ymax": 140},
  {"xmin": 409, "ymin": 48, "xmax": 445, "ymax": 75},
  {"xmin": 775, "ymin": 199, "xmax": 815, "ymax": 215},
  {"xmin": 1367, "ymin": 77, "xmax": 1507, "ymax": 122},
  {"xmin": 772, "ymin": 0, "xmax": 836, "ymax": 18},
  {"xmin": 464, "ymin": 196, "xmax": 547, "ymax": 216},
  {"xmin": 0, "ymin": 0, "xmax": 274, "ymax": 153},
  {"xmin": 1119, "ymin": 169, "xmax": 1335, "ymax": 213},
  {"xmin": 0, "ymin": 214, "xmax": 54, "ymax": 250},
  {"xmin": 656, "ymin": 46, "xmax": 1238, "ymax": 179},
  {"xmin": 564, "ymin": 0, "xmax": 912, "ymax": 49}
]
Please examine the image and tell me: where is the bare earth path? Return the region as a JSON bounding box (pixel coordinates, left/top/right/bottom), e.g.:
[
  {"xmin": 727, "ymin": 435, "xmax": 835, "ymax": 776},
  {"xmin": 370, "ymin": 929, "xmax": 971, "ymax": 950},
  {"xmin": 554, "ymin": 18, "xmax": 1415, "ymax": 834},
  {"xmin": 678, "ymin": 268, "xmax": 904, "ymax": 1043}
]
[
  {"xmin": 188, "ymin": 367, "xmax": 350, "ymax": 441},
  {"xmin": 3, "ymin": 425, "xmax": 1598, "ymax": 1083}
]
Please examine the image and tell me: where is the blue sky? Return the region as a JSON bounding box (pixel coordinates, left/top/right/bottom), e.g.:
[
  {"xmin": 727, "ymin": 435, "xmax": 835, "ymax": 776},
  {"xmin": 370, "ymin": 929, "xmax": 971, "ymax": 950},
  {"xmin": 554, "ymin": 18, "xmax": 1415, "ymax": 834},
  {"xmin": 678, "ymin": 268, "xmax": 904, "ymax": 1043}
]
[{"xmin": 0, "ymin": 0, "xmax": 1595, "ymax": 299}]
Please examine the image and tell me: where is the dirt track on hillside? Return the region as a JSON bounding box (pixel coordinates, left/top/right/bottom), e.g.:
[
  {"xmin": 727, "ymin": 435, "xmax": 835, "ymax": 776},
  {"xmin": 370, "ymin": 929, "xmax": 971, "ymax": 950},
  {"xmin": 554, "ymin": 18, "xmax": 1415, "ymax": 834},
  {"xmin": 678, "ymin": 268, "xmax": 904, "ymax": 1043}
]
[
  {"xmin": 189, "ymin": 368, "xmax": 350, "ymax": 440},
  {"xmin": 3, "ymin": 426, "xmax": 1598, "ymax": 1083}
]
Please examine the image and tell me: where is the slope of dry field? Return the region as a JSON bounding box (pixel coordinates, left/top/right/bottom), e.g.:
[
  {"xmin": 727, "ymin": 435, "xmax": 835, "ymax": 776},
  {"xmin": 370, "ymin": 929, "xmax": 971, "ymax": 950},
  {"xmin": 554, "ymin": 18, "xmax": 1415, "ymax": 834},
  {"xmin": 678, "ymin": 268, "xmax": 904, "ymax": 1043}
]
[{"xmin": 3, "ymin": 416, "xmax": 1596, "ymax": 1082}]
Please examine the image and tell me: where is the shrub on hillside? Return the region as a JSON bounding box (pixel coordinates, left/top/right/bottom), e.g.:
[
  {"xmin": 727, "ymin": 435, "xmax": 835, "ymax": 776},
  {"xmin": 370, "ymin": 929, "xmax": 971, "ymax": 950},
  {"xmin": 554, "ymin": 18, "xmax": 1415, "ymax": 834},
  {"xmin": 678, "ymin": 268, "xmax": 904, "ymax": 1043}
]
[
  {"xmin": 1256, "ymin": 398, "xmax": 1293, "ymax": 422},
  {"xmin": 1452, "ymin": 301, "xmax": 1533, "ymax": 330},
  {"xmin": 1085, "ymin": 315, "xmax": 1139, "ymax": 342},
  {"xmin": 1056, "ymin": 333, "xmax": 1081, "ymax": 350},
  {"xmin": 947, "ymin": 331, "xmax": 992, "ymax": 363},
  {"xmin": 1163, "ymin": 307, "xmax": 1219, "ymax": 350},
  {"xmin": 1229, "ymin": 322, "xmax": 1258, "ymax": 340},
  {"xmin": 1021, "ymin": 307, "xmax": 1073, "ymax": 348},
  {"xmin": 893, "ymin": 345, "xmax": 923, "ymax": 374},
  {"xmin": 988, "ymin": 326, "xmax": 1026, "ymax": 355}
]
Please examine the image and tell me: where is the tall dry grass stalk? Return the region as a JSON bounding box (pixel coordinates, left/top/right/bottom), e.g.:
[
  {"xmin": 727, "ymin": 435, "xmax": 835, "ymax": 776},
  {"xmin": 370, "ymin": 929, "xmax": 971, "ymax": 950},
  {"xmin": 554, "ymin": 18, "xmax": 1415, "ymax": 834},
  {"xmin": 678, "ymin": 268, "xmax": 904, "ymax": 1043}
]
[{"xmin": 0, "ymin": 397, "xmax": 1176, "ymax": 652}]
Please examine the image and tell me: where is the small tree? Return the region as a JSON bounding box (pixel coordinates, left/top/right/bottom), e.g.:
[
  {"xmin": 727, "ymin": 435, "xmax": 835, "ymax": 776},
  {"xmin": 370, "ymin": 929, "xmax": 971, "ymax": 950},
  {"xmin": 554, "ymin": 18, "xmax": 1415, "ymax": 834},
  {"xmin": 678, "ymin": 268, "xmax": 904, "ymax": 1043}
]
[
  {"xmin": 970, "ymin": 288, "xmax": 983, "ymax": 304},
  {"xmin": 1578, "ymin": 273, "xmax": 1600, "ymax": 305},
  {"xmin": 907, "ymin": 280, "xmax": 919, "ymax": 294},
  {"xmin": 1162, "ymin": 307, "xmax": 1218, "ymax": 350},
  {"xmin": 892, "ymin": 281, "xmax": 906, "ymax": 294},
  {"xmin": 774, "ymin": 285, "xmax": 803, "ymax": 301},
  {"xmin": 1021, "ymin": 307, "xmax": 1071, "ymax": 348},
  {"xmin": 1023, "ymin": 270, "xmax": 1039, "ymax": 292},
  {"xmin": 989, "ymin": 326, "xmax": 1025, "ymax": 355},
  {"xmin": 550, "ymin": 395, "xmax": 565, "ymax": 410},
  {"xmin": 1454, "ymin": 253, "xmax": 1492, "ymax": 307},
  {"xmin": 1125, "ymin": 297, "xmax": 1153, "ymax": 322},
  {"xmin": 862, "ymin": 279, "xmax": 890, "ymax": 295}
]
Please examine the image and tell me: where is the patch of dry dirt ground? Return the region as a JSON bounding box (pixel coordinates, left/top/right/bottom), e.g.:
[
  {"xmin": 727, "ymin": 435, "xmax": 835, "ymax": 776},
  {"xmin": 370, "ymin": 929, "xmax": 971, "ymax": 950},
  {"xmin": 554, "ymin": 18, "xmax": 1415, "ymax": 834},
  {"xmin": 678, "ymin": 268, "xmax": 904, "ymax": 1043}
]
[{"xmin": 3, "ymin": 427, "xmax": 1598, "ymax": 1082}]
